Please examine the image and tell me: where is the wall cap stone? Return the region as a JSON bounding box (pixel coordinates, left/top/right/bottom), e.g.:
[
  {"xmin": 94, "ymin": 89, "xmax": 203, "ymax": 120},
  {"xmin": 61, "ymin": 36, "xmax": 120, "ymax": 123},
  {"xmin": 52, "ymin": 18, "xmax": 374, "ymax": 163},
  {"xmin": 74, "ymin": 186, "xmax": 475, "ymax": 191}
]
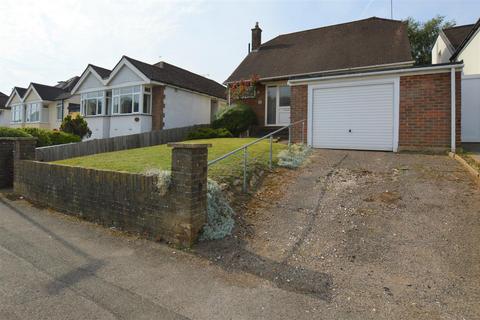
[{"xmin": 168, "ymin": 143, "xmax": 212, "ymax": 149}]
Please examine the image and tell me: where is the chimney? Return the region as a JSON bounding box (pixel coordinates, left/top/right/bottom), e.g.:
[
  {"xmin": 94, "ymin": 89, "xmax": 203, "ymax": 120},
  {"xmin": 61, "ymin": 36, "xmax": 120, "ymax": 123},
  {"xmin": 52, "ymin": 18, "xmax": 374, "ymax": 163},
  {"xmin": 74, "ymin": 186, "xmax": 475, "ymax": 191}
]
[{"xmin": 251, "ymin": 22, "xmax": 262, "ymax": 51}]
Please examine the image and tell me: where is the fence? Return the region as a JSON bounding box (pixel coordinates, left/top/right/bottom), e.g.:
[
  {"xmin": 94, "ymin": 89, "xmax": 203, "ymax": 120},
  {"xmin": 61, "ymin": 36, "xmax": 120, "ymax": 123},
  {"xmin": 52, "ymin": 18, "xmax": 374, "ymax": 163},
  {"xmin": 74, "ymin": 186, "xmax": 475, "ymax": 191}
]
[{"xmin": 35, "ymin": 124, "xmax": 206, "ymax": 162}]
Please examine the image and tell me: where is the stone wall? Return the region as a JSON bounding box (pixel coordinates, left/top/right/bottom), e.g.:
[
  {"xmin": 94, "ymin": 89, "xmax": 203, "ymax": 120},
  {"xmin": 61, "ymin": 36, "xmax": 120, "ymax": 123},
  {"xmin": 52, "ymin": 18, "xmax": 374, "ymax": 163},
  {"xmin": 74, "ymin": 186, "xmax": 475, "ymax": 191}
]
[{"xmin": 14, "ymin": 143, "xmax": 210, "ymax": 247}]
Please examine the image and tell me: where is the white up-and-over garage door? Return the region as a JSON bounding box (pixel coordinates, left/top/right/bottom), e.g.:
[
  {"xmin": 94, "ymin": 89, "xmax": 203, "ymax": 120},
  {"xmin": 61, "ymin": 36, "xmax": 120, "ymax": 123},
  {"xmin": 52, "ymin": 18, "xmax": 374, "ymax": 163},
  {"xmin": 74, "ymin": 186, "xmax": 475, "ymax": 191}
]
[{"xmin": 310, "ymin": 79, "xmax": 398, "ymax": 151}]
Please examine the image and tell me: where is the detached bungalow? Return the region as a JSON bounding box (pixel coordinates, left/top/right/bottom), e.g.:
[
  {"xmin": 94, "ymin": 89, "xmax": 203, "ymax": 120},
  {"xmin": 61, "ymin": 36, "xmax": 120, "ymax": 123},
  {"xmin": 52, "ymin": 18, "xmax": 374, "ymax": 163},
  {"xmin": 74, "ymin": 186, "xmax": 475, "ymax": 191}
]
[
  {"xmin": 432, "ymin": 18, "xmax": 480, "ymax": 142},
  {"xmin": 226, "ymin": 17, "xmax": 462, "ymax": 152},
  {"xmin": 71, "ymin": 56, "xmax": 227, "ymax": 139},
  {"xmin": 5, "ymin": 77, "xmax": 80, "ymax": 130}
]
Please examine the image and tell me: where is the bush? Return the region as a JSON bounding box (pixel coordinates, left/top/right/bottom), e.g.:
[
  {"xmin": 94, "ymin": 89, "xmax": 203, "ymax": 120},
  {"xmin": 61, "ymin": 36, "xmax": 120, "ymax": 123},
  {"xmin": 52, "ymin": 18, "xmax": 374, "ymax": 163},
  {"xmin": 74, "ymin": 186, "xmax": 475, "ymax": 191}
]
[
  {"xmin": 19, "ymin": 128, "xmax": 80, "ymax": 147},
  {"xmin": 211, "ymin": 103, "xmax": 256, "ymax": 136},
  {"xmin": 200, "ymin": 179, "xmax": 235, "ymax": 241},
  {"xmin": 60, "ymin": 115, "xmax": 92, "ymax": 139},
  {"xmin": 187, "ymin": 127, "xmax": 233, "ymax": 140},
  {"xmin": 277, "ymin": 144, "xmax": 312, "ymax": 168},
  {"xmin": 0, "ymin": 127, "xmax": 32, "ymax": 138},
  {"xmin": 49, "ymin": 131, "xmax": 81, "ymax": 145},
  {"xmin": 20, "ymin": 128, "xmax": 52, "ymax": 147}
]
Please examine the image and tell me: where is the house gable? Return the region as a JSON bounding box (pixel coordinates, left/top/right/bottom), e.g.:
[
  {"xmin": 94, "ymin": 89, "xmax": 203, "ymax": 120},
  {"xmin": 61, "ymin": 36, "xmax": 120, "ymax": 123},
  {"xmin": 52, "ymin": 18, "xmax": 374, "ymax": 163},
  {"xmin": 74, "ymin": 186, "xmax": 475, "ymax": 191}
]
[
  {"xmin": 76, "ymin": 71, "xmax": 104, "ymax": 92},
  {"xmin": 456, "ymin": 27, "xmax": 480, "ymax": 75},
  {"xmin": 23, "ymin": 87, "xmax": 42, "ymax": 102},
  {"xmin": 108, "ymin": 64, "xmax": 145, "ymax": 86},
  {"xmin": 8, "ymin": 91, "xmax": 23, "ymax": 106}
]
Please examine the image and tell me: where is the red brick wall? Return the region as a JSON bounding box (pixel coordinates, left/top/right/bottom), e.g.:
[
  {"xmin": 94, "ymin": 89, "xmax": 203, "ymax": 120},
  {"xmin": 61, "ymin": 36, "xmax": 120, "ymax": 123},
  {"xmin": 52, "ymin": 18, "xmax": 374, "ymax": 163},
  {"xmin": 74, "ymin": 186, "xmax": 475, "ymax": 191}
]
[
  {"xmin": 152, "ymin": 86, "xmax": 165, "ymax": 130},
  {"xmin": 232, "ymin": 84, "xmax": 266, "ymax": 126},
  {"xmin": 399, "ymin": 71, "xmax": 461, "ymax": 149},
  {"xmin": 290, "ymin": 85, "xmax": 308, "ymax": 143}
]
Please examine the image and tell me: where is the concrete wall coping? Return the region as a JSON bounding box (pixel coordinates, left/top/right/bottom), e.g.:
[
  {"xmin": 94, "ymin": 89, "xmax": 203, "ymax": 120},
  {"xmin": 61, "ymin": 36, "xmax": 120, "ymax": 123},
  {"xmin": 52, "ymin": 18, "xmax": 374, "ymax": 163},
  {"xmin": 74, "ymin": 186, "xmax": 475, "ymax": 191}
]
[
  {"xmin": 168, "ymin": 143, "xmax": 212, "ymax": 149},
  {"xmin": 0, "ymin": 137, "xmax": 37, "ymax": 141}
]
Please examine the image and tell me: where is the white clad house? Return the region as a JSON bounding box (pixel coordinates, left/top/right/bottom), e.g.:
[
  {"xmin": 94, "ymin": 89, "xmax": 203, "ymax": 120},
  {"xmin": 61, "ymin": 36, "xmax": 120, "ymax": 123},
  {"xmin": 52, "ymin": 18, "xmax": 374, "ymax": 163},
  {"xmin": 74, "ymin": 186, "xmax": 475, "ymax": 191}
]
[{"xmin": 71, "ymin": 56, "xmax": 227, "ymax": 139}]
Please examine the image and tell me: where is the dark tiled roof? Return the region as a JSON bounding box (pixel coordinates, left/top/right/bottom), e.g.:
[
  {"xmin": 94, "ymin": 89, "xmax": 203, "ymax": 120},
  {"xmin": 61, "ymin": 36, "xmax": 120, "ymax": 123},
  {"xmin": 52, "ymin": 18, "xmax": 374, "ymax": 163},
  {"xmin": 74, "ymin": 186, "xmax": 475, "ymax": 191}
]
[
  {"xmin": 15, "ymin": 87, "xmax": 27, "ymax": 98},
  {"xmin": 124, "ymin": 56, "xmax": 226, "ymax": 99},
  {"xmin": 31, "ymin": 83, "xmax": 70, "ymax": 101},
  {"xmin": 443, "ymin": 24, "xmax": 475, "ymax": 50},
  {"xmin": 55, "ymin": 76, "xmax": 80, "ymax": 92},
  {"xmin": 0, "ymin": 92, "xmax": 8, "ymax": 109},
  {"xmin": 450, "ymin": 18, "xmax": 480, "ymax": 61},
  {"xmin": 226, "ymin": 17, "xmax": 413, "ymax": 83},
  {"xmin": 90, "ymin": 65, "xmax": 112, "ymax": 79}
]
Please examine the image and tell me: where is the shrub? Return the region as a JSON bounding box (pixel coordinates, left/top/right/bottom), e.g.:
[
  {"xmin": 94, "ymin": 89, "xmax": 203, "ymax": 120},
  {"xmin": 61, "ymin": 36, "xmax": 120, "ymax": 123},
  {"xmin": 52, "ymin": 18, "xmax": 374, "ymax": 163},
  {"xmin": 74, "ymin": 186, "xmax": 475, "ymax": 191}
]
[
  {"xmin": 277, "ymin": 144, "xmax": 312, "ymax": 168},
  {"xmin": 49, "ymin": 131, "xmax": 81, "ymax": 145},
  {"xmin": 0, "ymin": 127, "xmax": 32, "ymax": 138},
  {"xmin": 211, "ymin": 103, "xmax": 256, "ymax": 136},
  {"xmin": 200, "ymin": 179, "xmax": 235, "ymax": 241},
  {"xmin": 60, "ymin": 115, "xmax": 92, "ymax": 139},
  {"xmin": 20, "ymin": 128, "xmax": 52, "ymax": 147},
  {"xmin": 187, "ymin": 127, "xmax": 233, "ymax": 140}
]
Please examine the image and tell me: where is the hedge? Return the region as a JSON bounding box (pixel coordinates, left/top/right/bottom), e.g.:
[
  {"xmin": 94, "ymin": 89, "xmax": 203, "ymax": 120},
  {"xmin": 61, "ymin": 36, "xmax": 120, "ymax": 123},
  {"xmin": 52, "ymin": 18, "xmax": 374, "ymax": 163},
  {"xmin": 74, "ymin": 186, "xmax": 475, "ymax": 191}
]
[{"xmin": 0, "ymin": 127, "xmax": 81, "ymax": 147}]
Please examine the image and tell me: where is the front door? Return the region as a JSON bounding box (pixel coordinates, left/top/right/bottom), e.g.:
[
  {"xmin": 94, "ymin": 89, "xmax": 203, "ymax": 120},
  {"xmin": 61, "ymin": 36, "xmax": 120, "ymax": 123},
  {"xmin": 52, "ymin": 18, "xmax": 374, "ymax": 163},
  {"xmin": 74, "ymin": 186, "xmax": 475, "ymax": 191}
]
[{"xmin": 266, "ymin": 85, "xmax": 291, "ymax": 126}]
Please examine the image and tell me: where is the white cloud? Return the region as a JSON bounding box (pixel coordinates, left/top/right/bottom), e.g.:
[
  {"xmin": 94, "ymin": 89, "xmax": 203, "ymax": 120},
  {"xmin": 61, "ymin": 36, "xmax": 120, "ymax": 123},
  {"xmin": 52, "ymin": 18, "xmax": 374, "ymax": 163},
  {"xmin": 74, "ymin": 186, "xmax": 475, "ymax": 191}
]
[{"xmin": 0, "ymin": 0, "xmax": 203, "ymax": 93}]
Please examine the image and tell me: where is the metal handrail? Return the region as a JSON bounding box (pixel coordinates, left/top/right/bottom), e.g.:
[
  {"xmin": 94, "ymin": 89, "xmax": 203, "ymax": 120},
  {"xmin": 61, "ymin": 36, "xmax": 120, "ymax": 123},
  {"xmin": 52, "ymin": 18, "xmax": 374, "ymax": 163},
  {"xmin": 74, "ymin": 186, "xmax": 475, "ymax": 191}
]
[{"xmin": 208, "ymin": 119, "xmax": 306, "ymax": 192}]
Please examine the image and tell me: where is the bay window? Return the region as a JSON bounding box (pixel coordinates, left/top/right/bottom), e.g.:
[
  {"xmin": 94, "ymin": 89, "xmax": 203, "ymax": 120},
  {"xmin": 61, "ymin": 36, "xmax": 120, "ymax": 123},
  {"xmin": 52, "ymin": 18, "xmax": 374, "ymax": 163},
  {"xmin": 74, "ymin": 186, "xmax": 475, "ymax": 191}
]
[
  {"xmin": 26, "ymin": 103, "xmax": 40, "ymax": 122},
  {"xmin": 11, "ymin": 105, "xmax": 23, "ymax": 123},
  {"xmin": 81, "ymin": 91, "xmax": 104, "ymax": 116},
  {"xmin": 56, "ymin": 102, "xmax": 63, "ymax": 121},
  {"xmin": 112, "ymin": 85, "xmax": 151, "ymax": 115}
]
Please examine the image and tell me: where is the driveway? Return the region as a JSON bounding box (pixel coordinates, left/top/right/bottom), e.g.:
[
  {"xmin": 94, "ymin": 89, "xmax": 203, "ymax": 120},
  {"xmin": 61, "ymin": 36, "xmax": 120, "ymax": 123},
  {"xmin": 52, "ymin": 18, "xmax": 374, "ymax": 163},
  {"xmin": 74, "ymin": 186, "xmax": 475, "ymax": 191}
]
[{"xmin": 1, "ymin": 150, "xmax": 479, "ymax": 319}]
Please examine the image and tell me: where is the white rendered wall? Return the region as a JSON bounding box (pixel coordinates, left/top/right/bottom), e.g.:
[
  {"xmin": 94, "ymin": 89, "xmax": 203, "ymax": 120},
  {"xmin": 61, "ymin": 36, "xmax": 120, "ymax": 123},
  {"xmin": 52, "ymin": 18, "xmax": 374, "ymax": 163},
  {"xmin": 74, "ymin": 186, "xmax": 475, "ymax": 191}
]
[
  {"xmin": 431, "ymin": 36, "xmax": 452, "ymax": 64},
  {"xmin": 109, "ymin": 115, "xmax": 152, "ymax": 137},
  {"xmin": 163, "ymin": 87, "xmax": 211, "ymax": 129},
  {"xmin": 457, "ymin": 30, "xmax": 480, "ymax": 75}
]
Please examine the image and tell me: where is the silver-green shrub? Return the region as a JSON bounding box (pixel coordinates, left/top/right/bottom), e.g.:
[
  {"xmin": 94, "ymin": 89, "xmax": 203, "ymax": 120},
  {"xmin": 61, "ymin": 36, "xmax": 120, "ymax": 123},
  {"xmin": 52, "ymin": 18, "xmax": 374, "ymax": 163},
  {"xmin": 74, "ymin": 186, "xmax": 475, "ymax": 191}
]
[
  {"xmin": 200, "ymin": 179, "xmax": 235, "ymax": 241},
  {"xmin": 277, "ymin": 143, "xmax": 312, "ymax": 168}
]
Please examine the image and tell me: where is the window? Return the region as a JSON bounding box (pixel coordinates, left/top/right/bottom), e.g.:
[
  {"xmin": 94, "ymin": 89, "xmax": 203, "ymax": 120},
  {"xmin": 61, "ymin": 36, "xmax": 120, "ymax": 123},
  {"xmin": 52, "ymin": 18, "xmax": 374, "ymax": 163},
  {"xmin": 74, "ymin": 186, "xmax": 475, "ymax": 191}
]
[
  {"xmin": 143, "ymin": 86, "xmax": 152, "ymax": 114},
  {"xmin": 112, "ymin": 85, "xmax": 150, "ymax": 115},
  {"xmin": 26, "ymin": 103, "xmax": 40, "ymax": 122},
  {"xmin": 81, "ymin": 91, "xmax": 104, "ymax": 116},
  {"xmin": 11, "ymin": 105, "xmax": 23, "ymax": 123},
  {"xmin": 56, "ymin": 102, "xmax": 63, "ymax": 121},
  {"xmin": 266, "ymin": 85, "xmax": 291, "ymax": 125}
]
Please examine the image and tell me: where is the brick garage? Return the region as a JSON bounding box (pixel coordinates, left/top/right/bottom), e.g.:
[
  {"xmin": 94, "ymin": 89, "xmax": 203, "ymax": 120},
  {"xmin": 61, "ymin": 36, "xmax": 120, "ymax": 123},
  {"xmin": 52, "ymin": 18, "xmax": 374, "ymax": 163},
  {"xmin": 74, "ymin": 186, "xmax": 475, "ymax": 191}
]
[{"xmin": 288, "ymin": 66, "xmax": 462, "ymax": 152}]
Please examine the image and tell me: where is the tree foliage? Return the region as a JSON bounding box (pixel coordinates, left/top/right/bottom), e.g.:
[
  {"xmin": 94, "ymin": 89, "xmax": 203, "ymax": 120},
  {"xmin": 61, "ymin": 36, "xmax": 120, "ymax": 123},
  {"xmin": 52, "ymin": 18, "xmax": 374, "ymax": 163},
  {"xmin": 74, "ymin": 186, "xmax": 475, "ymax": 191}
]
[
  {"xmin": 404, "ymin": 15, "xmax": 455, "ymax": 65},
  {"xmin": 60, "ymin": 115, "xmax": 92, "ymax": 139}
]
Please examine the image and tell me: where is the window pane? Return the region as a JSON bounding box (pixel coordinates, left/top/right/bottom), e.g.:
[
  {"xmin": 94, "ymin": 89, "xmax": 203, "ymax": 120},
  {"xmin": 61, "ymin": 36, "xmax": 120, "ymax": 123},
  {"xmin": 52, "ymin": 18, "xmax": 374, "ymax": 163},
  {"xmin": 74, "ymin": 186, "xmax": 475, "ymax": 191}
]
[
  {"xmin": 144, "ymin": 87, "xmax": 151, "ymax": 93},
  {"xmin": 57, "ymin": 104, "xmax": 63, "ymax": 120},
  {"xmin": 133, "ymin": 86, "xmax": 141, "ymax": 93},
  {"xmin": 143, "ymin": 94, "xmax": 151, "ymax": 113},
  {"xmin": 86, "ymin": 99, "xmax": 97, "ymax": 115},
  {"xmin": 133, "ymin": 94, "xmax": 139, "ymax": 112},
  {"xmin": 267, "ymin": 87, "xmax": 277, "ymax": 125},
  {"xmin": 113, "ymin": 97, "xmax": 119, "ymax": 113},
  {"xmin": 120, "ymin": 95, "xmax": 132, "ymax": 113},
  {"xmin": 120, "ymin": 87, "xmax": 132, "ymax": 95},
  {"xmin": 279, "ymin": 86, "xmax": 291, "ymax": 107},
  {"xmin": 97, "ymin": 99, "xmax": 103, "ymax": 115},
  {"xmin": 113, "ymin": 89, "xmax": 119, "ymax": 96}
]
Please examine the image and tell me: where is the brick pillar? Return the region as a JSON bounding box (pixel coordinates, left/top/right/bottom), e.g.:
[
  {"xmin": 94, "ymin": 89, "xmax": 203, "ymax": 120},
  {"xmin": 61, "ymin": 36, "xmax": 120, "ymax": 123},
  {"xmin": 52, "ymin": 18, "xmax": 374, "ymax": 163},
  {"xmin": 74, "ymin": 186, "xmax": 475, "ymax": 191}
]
[
  {"xmin": 0, "ymin": 137, "xmax": 36, "ymax": 189},
  {"xmin": 290, "ymin": 85, "xmax": 308, "ymax": 143},
  {"xmin": 168, "ymin": 143, "xmax": 211, "ymax": 246},
  {"xmin": 152, "ymin": 86, "xmax": 165, "ymax": 131}
]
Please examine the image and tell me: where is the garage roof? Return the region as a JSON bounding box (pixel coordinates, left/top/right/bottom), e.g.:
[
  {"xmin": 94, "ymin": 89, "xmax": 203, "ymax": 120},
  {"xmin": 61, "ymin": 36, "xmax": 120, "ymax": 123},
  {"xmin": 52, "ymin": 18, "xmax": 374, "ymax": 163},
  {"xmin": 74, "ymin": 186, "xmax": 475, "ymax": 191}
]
[{"xmin": 226, "ymin": 17, "xmax": 413, "ymax": 83}]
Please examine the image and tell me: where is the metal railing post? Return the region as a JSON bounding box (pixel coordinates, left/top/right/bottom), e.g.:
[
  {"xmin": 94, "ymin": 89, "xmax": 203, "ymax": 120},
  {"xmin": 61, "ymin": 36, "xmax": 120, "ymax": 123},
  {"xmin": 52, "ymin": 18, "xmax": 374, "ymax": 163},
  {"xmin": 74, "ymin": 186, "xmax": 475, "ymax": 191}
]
[
  {"xmin": 243, "ymin": 147, "xmax": 248, "ymax": 193},
  {"xmin": 302, "ymin": 121, "xmax": 305, "ymax": 144},
  {"xmin": 288, "ymin": 126, "xmax": 291, "ymax": 148},
  {"xmin": 269, "ymin": 135, "xmax": 273, "ymax": 170}
]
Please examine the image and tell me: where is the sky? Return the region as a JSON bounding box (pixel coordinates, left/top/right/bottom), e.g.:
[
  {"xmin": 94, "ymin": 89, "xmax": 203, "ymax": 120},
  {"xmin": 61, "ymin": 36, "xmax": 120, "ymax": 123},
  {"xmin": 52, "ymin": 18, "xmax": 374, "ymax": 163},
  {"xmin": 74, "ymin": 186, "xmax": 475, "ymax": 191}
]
[{"xmin": 0, "ymin": 0, "xmax": 479, "ymax": 94}]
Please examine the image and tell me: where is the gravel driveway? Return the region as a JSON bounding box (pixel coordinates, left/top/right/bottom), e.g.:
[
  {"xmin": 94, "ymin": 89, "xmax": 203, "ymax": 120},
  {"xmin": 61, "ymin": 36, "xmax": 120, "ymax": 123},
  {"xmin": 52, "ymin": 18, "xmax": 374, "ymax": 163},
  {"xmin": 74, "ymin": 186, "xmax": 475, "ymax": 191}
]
[{"xmin": 198, "ymin": 150, "xmax": 480, "ymax": 319}]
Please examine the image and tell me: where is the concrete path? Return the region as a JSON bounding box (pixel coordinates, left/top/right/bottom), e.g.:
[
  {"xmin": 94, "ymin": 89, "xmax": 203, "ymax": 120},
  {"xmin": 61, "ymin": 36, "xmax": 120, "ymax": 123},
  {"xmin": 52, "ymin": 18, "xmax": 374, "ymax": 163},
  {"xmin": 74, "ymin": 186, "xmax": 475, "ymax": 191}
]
[{"xmin": 1, "ymin": 150, "xmax": 479, "ymax": 319}]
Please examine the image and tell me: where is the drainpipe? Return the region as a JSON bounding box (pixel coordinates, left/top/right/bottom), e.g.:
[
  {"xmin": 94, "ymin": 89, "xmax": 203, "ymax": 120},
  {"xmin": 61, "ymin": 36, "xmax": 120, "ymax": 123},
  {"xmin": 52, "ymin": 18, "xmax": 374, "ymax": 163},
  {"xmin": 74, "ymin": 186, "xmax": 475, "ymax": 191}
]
[{"xmin": 451, "ymin": 67, "xmax": 456, "ymax": 153}]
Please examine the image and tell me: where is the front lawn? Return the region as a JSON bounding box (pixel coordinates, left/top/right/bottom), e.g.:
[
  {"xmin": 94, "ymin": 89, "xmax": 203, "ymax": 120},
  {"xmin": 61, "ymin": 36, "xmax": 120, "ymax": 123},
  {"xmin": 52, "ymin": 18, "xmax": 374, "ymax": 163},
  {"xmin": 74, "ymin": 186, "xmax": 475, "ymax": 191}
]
[{"xmin": 54, "ymin": 138, "xmax": 287, "ymax": 183}]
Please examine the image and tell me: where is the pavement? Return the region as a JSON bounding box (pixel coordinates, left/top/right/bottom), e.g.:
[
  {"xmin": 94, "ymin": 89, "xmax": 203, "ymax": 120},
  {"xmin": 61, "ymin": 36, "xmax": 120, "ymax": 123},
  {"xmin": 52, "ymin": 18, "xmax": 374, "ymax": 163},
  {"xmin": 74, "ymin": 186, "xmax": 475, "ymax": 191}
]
[{"xmin": 1, "ymin": 150, "xmax": 479, "ymax": 319}]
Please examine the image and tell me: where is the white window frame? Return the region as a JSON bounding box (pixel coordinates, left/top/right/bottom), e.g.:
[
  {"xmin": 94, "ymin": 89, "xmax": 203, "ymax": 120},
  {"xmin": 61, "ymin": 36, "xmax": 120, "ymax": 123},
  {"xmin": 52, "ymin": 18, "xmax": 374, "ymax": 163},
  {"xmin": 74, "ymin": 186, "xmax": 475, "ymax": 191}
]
[
  {"xmin": 56, "ymin": 102, "xmax": 64, "ymax": 121},
  {"xmin": 81, "ymin": 91, "xmax": 104, "ymax": 116},
  {"xmin": 11, "ymin": 104, "xmax": 23, "ymax": 123},
  {"xmin": 264, "ymin": 84, "xmax": 291, "ymax": 126},
  {"xmin": 111, "ymin": 85, "xmax": 151, "ymax": 115},
  {"xmin": 26, "ymin": 102, "xmax": 41, "ymax": 123}
]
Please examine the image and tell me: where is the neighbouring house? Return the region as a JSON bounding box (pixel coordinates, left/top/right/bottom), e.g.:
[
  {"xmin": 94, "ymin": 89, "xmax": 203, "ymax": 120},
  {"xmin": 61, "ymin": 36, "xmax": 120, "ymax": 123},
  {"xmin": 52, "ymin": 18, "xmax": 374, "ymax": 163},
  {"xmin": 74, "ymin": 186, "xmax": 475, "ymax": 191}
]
[
  {"xmin": 226, "ymin": 17, "xmax": 462, "ymax": 152},
  {"xmin": 0, "ymin": 92, "xmax": 9, "ymax": 126},
  {"xmin": 71, "ymin": 56, "xmax": 227, "ymax": 139},
  {"xmin": 432, "ymin": 18, "xmax": 480, "ymax": 142},
  {"xmin": 5, "ymin": 77, "xmax": 80, "ymax": 130}
]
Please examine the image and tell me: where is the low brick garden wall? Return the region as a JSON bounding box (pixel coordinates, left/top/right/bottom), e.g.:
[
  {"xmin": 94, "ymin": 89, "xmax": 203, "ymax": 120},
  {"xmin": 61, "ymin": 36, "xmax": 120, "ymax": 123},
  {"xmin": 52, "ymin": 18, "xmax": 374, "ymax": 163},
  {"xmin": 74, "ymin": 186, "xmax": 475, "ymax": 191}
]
[
  {"xmin": 0, "ymin": 138, "xmax": 37, "ymax": 188},
  {"xmin": 13, "ymin": 142, "xmax": 210, "ymax": 247}
]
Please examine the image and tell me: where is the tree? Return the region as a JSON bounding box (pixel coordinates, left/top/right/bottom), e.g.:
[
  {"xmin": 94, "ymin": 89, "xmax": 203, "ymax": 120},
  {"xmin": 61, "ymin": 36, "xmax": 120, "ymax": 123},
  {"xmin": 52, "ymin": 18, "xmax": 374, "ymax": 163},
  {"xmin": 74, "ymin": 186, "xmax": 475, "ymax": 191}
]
[
  {"xmin": 404, "ymin": 15, "xmax": 455, "ymax": 65},
  {"xmin": 60, "ymin": 115, "xmax": 92, "ymax": 139}
]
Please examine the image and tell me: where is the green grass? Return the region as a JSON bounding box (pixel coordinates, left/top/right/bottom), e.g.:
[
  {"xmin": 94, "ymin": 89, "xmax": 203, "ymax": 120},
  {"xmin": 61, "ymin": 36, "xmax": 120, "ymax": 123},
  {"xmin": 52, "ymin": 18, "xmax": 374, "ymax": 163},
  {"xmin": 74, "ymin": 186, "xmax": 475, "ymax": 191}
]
[{"xmin": 54, "ymin": 138, "xmax": 287, "ymax": 182}]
